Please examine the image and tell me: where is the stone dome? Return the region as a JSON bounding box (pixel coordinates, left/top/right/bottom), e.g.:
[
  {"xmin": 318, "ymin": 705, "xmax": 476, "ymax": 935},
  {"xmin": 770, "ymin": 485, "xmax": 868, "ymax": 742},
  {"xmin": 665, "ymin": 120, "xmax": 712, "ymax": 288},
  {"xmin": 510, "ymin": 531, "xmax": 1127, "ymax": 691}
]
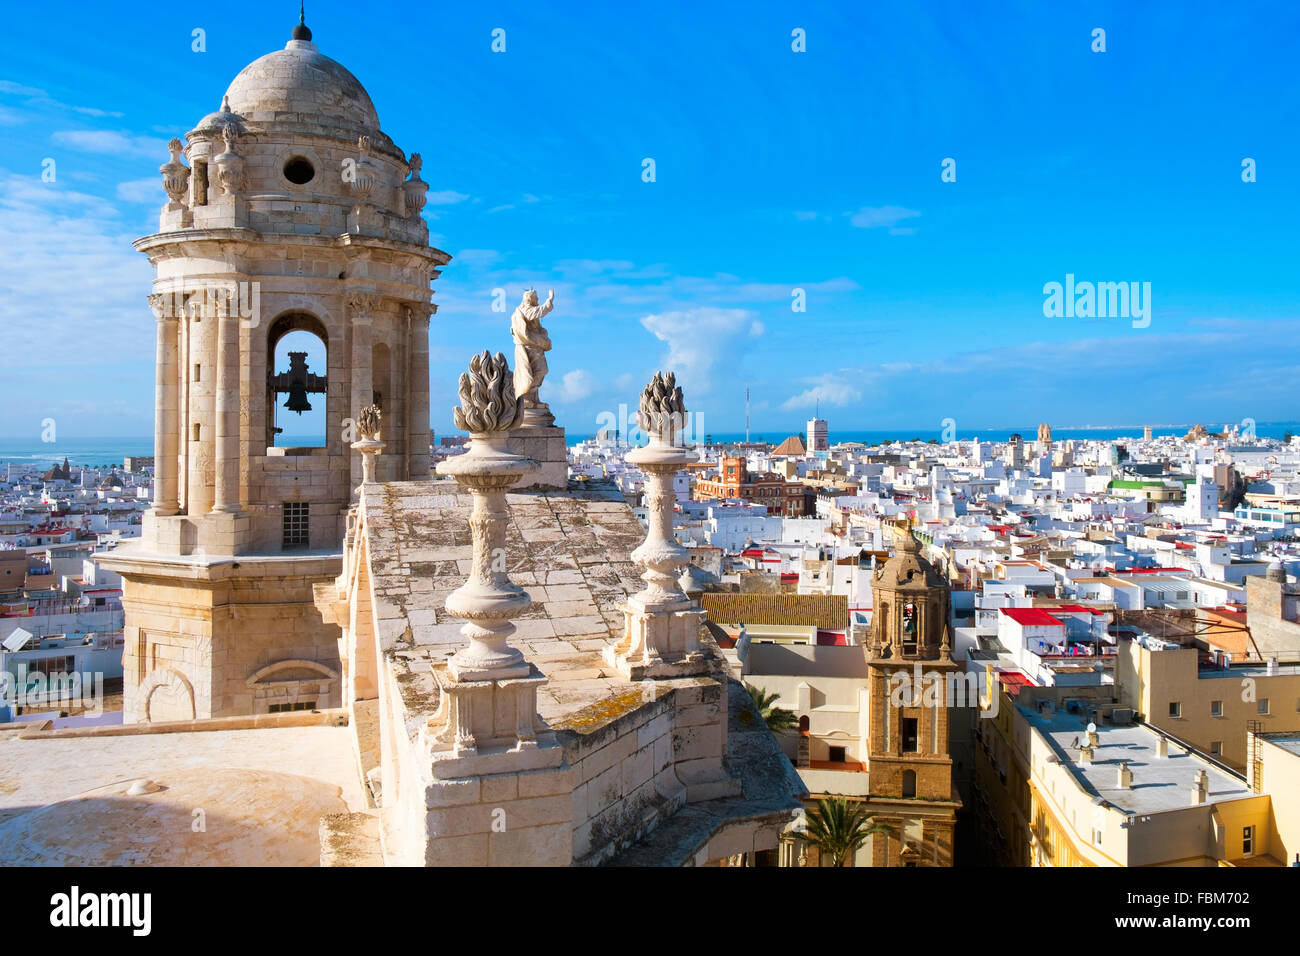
[
  {"xmin": 191, "ymin": 95, "xmax": 248, "ymax": 136},
  {"xmin": 876, "ymin": 527, "xmax": 945, "ymax": 590},
  {"xmin": 223, "ymin": 38, "xmax": 380, "ymax": 133}
]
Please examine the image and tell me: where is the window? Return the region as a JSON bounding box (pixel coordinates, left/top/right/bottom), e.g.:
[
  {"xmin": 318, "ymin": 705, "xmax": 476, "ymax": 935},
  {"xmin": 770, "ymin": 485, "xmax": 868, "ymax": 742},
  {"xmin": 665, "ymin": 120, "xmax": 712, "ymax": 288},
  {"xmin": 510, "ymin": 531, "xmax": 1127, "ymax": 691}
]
[
  {"xmin": 827, "ymin": 746, "xmax": 846, "ymax": 763},
  {"xmin": 1210, "ymin": 741, "xmax": 1222, "ymax": 755},
  {"xmin": 23, "ymin": 655, "xmax": 75, "ymax": 676},
  {"xmin": 193, "ymin": 364, "xmax": 201, "ymax": 382},
  {"xmin": 1169, "ymin": 701, "xmax": 1181, "ymax": 718},
  {"xmin": 901, "ymin": 769, "xmax": 917, "ymax": 798},
  {"xmin": 1210, "ymin": 700, "xmax": 1223, "ymax": 717},
  {"xmin": 1258, "ymin": 698, "xmax": 1270, "ymax": 716},
  {"xmin": 268, "ymin": 700, "xmax": 317, "ymax": 713},
  {"xmin": 283, "ymin": 156, "xmax": 315, "ymax": 185},
  {"xmin": 1242, "ymin": 825, "xmax": 1255, "ymax": 856},
  {"xmin": 1093, "ymin": 828, "xmax": 1103, "ymax": 845},
  {"xmin": 192, "ymin": 423, "xmax": 201, "ymax": 442},
  {"xmin": 282, "ymin": 502, "xmax": 310, "ymax": 549},
  {"xmin": 901, "ymin": 717, "xmax": 919, "ymax": 753}
]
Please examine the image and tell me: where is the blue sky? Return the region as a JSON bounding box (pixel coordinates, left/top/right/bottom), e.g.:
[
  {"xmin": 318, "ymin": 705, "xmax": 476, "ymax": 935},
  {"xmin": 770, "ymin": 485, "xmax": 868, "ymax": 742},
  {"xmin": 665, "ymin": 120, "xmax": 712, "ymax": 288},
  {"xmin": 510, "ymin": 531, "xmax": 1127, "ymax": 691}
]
[{"xmin": 1, "ymin": 0, "xmax": 1297, "ymax": 442}]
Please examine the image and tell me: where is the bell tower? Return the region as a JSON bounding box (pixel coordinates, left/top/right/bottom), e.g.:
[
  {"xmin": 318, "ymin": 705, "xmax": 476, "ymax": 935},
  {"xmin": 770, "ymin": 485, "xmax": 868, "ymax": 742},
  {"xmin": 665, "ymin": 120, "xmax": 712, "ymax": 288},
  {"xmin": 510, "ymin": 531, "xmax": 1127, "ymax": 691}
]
[
  {"xmin": 863, "ymin": 524, "xmax": 961, "ymax": 865},
  {"xmin": 98, "ymin": 15, "xmax": 450, "ymax": 722}
]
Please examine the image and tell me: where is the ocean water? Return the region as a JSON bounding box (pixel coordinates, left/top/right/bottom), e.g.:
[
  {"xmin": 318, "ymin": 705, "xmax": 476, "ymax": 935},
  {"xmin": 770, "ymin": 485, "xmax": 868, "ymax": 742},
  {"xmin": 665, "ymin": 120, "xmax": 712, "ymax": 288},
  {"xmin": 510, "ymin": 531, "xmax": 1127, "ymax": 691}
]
[
  {"xmin": 0, "ymin": 436, "xmax": 321, "ymax": 469},
  {"xmin": 566, "ymin": 423, "xmax": 1300, "ymax": 447},
  {"xmin": 2, "ymin": 422, "xmax": 1295, "ymax": 469}
]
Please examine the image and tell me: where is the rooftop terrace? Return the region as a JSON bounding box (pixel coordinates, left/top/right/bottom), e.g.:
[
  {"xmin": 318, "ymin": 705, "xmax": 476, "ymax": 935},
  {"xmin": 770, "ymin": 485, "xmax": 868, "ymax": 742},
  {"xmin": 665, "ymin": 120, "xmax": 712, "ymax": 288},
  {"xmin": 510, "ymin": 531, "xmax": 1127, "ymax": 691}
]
[{"xmin": 1023, "ymin": 707, "xmax": 1250, "ymax": 815}]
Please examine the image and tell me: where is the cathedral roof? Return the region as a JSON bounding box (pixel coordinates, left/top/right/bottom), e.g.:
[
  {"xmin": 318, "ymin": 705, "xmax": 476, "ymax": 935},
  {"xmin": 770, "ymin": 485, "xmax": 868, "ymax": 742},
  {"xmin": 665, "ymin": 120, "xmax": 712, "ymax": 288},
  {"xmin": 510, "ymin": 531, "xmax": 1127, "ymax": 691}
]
[{"xmin": 223, "ymin": 37, "xmax": 380, "ymax": 134}]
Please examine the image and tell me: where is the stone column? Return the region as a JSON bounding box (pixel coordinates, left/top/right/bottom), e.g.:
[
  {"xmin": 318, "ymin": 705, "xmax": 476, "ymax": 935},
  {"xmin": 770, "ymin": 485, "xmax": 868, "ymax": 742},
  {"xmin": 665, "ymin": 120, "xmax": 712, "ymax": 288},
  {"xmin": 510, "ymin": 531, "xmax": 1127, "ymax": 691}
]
[
  {"xmin": 347, "ymin": 294, "xmax": 377, "ymax": 489},
  {"xmin": 605, "ymin": 371, "xmax": 707, "ymax": 680},
  {"xmin": 212, "ymin": 302, "xmax": 240, "ymax": 514},
  {"xmin": 407, "ymin": 306, "xmax": 431, "ymax": 479},
  {"xmin": 433, "ymin": 350, "xmax": 549, "ymax": 749},
  {"xmin": 186, "ymin": 295, "xmax": 215, "ymax": 517},
  {"xmin": 148, "ymin": 295, "xmax": 179, "ymax": 515},
  {"xmin": 421, "ymin": 350, "xmax": 571, "ymax": 870}
]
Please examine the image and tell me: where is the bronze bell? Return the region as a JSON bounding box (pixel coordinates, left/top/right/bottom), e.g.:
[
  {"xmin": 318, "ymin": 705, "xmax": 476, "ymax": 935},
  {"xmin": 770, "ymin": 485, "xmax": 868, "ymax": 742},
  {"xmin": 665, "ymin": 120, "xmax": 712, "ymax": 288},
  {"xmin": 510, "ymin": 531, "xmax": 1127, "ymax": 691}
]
[{"xmin": 284, "ymin": 383, "xmax": 313, "ymax": 414}]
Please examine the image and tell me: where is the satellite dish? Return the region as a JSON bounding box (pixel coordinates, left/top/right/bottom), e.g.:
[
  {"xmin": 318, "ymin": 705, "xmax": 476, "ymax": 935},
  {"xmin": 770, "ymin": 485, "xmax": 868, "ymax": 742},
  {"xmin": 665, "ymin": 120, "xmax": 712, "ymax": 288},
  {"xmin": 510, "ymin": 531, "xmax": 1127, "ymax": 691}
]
[{"xmin": 1086, "ymin": 722, "xmax": 1098, "ymax": 734}]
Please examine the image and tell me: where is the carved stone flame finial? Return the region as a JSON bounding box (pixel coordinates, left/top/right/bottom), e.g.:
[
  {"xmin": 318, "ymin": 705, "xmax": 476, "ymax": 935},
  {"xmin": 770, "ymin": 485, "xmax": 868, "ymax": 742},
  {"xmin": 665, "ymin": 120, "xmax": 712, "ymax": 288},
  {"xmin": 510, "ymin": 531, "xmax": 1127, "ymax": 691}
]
[
  {"xmin": 357, "ymin": 404, "xmax": 381, "ymax": 441},
  {"xmin": 453, "ymin": 350, "xmax": 523, "ymax": 434},
  {"xmin": 637, "ymin": 370, "xmax": 688, "ymax": 440}
]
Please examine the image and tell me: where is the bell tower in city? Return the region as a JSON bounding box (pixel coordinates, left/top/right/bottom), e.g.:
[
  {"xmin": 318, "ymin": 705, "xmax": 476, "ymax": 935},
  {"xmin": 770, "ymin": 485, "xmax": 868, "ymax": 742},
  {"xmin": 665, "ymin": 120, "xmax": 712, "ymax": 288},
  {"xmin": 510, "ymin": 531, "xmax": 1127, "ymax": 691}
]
[
  {"xmin": 99, "ymin": 14, "xmax": 450, "ymax": 722},
  {"xmin": 863, "ymin": 524, "xmax": 961, "ymax": 866}
]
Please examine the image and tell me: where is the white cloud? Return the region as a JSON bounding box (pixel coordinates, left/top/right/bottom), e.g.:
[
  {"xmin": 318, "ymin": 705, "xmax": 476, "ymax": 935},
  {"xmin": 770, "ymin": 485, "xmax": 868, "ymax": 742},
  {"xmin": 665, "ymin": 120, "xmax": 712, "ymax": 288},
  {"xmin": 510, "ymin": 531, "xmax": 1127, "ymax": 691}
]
[
  {"xmin": 116, "ymin": 178, "xmax": 160, "ymax": 204},
  {"xmin": 781, "ymin": 378, "xmax": 863, "ymax": 411},
  {"xmin": 51, "ymin": 130, "xmax": 168, "ymax": 157},
  {"xmin": 849, "ymin": 205, "xmax": 921, "ymax": 229},
  {"xmin": 0, "ymin": 81, "xmax": 124, "ymax": 118},
  {"xmin": 640, "ymin": 307, "xmax": 763, "ymax": 394},
  {"xmin": 0, "ymin": 169, "xmax": 154, "ymax": 432},
  {"xmin": 558, "ymin": 369, "xmax": 596, "ymax": 401}
]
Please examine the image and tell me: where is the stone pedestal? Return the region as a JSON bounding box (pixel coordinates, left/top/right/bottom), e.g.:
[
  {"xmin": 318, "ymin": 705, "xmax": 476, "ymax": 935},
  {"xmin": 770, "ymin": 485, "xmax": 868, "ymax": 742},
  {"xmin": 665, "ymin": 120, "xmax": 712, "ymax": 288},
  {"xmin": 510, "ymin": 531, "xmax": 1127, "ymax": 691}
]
[
  {"xmin": 420, "ymin": 662, "xmax": 573, "ymax": 866},
  {"xmin": 505, "ymin": 425, "xmax": 567, "ymax": 491},
  {"xmin": 604, "ymin": 597, "xmax": 708, "ymax": 680},
  {"xmin": 427, "ymin": 661, "xmax": 561, "ymax": 773}
]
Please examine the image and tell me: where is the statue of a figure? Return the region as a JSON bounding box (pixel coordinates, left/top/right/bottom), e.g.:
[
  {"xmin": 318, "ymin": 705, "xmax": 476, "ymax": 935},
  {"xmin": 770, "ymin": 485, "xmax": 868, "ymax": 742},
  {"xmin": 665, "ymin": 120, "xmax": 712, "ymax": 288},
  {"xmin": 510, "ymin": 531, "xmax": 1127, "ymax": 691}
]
[{"xmin": 510, "ymin": 288, "xmax": 556, "ymax": 426}]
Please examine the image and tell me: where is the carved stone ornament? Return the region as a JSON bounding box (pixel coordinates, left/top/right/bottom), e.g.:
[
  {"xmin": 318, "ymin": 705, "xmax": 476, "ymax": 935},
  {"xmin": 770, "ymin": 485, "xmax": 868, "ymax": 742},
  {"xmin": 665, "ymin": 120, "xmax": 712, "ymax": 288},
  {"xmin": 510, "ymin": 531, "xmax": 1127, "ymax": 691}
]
[
  {"xmin": 213, "ymin": 125, "xmax": 245, "ymax": 197},
  {"xmin": 403, "ymin": 151, "xmax": 428, "ymax": 218},
  {"xmin": 159, "ymin": 138, "xmax": 190, "ymax": 205},
  {"xmin": 603, "ymin": 370, "xmax": 707, "ymax": 679},
  {"xmin": 350, "ymin": 134, "xmax": 378, "ymax": 204},
  {"xmin": 452, "ymin": 350, "xmax": 524, "ymax": 434},
  {"xmin": 436, "ymin": 350, "xmax": 538, "ymax": 682}
]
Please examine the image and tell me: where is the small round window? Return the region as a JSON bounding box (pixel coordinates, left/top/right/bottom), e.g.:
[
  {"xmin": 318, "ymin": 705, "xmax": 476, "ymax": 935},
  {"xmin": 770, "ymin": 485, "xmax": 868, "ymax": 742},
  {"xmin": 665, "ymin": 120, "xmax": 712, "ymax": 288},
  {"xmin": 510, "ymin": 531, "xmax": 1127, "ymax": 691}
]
[{"xmin": 283, "ymin": 157, "xmax": 315, "ymax": 185}]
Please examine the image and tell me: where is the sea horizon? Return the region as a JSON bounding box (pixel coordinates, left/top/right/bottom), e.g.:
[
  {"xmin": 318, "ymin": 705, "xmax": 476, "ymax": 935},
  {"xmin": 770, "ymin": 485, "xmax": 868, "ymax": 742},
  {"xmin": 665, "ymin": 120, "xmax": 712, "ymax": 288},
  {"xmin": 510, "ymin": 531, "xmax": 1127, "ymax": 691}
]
[{"xmin": 2, "ymin": 421, "xmax": 1295, "ymax": 468}]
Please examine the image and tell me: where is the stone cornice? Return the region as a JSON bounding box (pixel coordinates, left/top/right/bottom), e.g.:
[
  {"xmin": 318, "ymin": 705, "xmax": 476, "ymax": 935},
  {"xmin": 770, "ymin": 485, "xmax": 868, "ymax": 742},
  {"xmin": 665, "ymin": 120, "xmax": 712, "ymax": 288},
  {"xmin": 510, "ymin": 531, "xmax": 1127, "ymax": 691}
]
[{"xmin": 136, "ymin": 228, "xmax": 451, "ymax": 269}]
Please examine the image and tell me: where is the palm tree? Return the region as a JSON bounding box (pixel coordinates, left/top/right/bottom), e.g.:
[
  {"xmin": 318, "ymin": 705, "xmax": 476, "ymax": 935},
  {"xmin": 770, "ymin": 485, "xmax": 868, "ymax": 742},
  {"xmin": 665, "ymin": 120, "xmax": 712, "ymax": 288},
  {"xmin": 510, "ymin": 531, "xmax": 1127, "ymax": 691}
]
[
  {"xmin": 803, "ymin": 797, "xmax": 889, "ymax": 867},
  {"xmin": 746, "ymin": 684, "xmax": 798, "ymax": 733}
]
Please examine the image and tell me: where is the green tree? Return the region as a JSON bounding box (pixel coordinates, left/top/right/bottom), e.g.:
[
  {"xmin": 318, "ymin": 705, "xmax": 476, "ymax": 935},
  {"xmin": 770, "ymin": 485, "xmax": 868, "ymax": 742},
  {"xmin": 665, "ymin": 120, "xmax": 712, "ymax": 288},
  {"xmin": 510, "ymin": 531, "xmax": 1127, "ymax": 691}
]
[
  {"xmin": 745, "ymin": 684, "xmax": 798, "ymax": 733},
  {"xmin": 804, "ymin": 797, "xmax": 889, "ymax": 867}
]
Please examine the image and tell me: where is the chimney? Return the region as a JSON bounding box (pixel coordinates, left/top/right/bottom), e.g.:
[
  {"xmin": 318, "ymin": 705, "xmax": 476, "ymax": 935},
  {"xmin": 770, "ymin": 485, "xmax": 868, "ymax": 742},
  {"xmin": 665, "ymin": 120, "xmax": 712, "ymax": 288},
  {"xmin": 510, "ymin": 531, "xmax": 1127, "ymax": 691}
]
[
  {"xmin": 1118, "ymin": 761, "xmax": 1133, "ymax": 789},
  {"xmin": 1155, "ymin": 736, "xmax": 1168, "ymax": 758},
  {"xmin": 1079, "ymin": 744, "xmax": 1094, "ymax": 764},
  {"xmin": 1087, "ymin": 728, "xmax": 1100, "ymax": 747},
  {"xmin": 1190, "ymin": 769, "xmax": 1209, "ymax": 805}
]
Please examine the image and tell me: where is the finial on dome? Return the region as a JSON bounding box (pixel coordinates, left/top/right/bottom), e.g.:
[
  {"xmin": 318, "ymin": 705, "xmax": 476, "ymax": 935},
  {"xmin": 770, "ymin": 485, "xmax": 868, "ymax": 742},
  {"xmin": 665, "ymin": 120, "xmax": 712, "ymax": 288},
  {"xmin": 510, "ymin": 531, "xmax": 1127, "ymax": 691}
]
[{"xmin": 291, "ymin": 2, "xmax": 312, "ymax": 41}]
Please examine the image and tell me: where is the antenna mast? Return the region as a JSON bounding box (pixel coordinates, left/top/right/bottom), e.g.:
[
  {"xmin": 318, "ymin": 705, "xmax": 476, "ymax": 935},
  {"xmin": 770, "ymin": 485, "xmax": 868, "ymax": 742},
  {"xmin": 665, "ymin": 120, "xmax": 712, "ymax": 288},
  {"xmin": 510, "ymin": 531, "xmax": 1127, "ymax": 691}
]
[{"xmin": 745, "ymin": 387, "xmax": 750, "ymax": 444}]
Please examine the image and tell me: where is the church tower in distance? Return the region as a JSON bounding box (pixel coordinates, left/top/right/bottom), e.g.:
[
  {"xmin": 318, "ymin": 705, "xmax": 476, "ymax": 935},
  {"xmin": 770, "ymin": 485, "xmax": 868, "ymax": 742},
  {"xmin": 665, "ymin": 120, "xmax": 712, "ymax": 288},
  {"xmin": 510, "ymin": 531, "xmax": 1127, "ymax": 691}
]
[{"xmin": 864, "ymin": 525, "xmax": 961, "ymax": 866}]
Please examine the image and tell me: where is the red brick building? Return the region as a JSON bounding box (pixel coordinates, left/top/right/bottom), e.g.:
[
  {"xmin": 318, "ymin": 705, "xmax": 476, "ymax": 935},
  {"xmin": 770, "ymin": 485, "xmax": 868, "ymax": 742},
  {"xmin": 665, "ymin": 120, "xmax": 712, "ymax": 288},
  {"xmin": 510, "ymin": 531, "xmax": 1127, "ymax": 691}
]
[{"xmin": 693, "ymin": 457, "xmax": 808, "ymax": 516}]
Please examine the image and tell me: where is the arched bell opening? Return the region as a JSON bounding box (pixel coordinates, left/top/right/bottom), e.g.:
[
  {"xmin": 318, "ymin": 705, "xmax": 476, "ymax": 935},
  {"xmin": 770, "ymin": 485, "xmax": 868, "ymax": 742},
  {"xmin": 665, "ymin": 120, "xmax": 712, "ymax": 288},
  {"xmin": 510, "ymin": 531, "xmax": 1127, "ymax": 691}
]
[{"xmin": 267, "ymin": 313, "xmax": 328, "ymax": 448}]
